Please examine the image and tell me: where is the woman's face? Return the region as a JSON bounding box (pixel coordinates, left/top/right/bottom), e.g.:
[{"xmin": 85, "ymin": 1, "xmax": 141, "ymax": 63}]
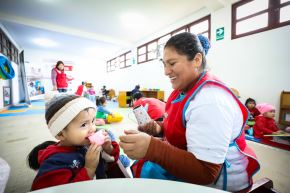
[
  {"xmin": 57, "ymin": 63, "xmax": 64, "ymax": 71},
  {"xmin": 163, "ymin": 47, "xmax": 201, "ymax": 92}
]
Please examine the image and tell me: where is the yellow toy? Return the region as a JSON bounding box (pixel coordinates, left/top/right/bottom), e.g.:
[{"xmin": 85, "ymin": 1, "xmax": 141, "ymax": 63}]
[{"xmin": 107, "ymin": 112, "xmax": 123, "ymax": 123}]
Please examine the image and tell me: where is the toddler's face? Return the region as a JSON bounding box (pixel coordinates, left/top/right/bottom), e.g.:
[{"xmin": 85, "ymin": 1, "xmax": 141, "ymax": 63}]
[
  {"xmin": 60, "ymin": 108, "xmax": 96, "ymax": 146},
  {"xmin": 247, "ymin": 102, "xmax": 255, "ymax": 109},
  {"xmin": 264, "ymin": 110, "xmax": 275, "ymax": 119}
]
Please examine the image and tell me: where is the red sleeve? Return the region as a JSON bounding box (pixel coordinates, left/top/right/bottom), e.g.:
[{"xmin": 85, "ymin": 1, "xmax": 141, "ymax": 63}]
[
  {"xmin": 110, "ymin": 141, "xmax": 120, "ymax": 162},
  {"xmin": 31, "ymin": 168, "xmax": 90, "ymax": 191},
  {"xmin": 254, "ymin": 117, "xmax": 277, "ymax": 135}
]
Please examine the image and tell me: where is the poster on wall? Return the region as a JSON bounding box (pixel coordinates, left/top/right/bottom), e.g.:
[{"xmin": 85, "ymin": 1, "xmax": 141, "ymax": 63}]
[
  {"xmin": 3, "ymin": 86, "xmax": 11, "ymax": 106},
  {"xmin": 26, "ymin": 65, "xmax": 46, "ymax": 97}
]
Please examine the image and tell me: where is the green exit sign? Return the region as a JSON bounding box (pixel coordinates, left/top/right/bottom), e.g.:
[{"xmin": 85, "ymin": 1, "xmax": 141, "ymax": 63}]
[{"xmin": 216, "ymin": 27, "xmax": 224, "ymax": 41}]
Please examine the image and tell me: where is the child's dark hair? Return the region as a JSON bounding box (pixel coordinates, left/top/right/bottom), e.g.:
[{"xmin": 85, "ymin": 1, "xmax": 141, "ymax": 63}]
[
  {"xmin": 132, "ymin": 92, "xmax": 143, "ymax": 100},
  {"xmin": 245, "ymin": 98, "xmax": 256, "ymax": 106},
  {"xmin": 27, "ymin": 141, "xmax": 57, "ymax": 170},
  {"xmin": 28, "ymin": 95, "xmax": 80, "ymax": 170},
  {"xmin": 96, "ymin": 96, "xmax": 106, "ymax": 106}
]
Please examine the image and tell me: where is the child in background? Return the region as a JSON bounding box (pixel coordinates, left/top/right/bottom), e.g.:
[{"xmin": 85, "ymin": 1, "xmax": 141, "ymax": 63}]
[
  {"xmin": 244, "ymin": 98, "xmax": 261, "ymax": 135},
  {"xmin": 27, "ymin": 95, "xmax": 120, "ymax": 191},
  {"xmin": 245, "ymin": 98, "xmax": 260, "ymax": 118},
  {"xmin": 132, "ymin": 92, "xmax": 165, "ymax": 121},
  {"xmin": 253, "ymin": 103, "xmax": 279, "ymax": 139},
  {"xmin": 96, "ymin": 96, "xmax": 115, "ymax": 123}
]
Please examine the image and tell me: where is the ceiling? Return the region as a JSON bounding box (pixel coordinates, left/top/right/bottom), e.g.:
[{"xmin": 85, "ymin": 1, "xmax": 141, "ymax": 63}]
[{"xmin": 0, "ymin": 0, "xmax": 237, "ymax": 59}]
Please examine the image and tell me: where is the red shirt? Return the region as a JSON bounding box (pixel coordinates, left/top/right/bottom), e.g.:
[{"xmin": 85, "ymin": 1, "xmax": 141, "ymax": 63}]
[
  {"xmin": 133, "ymin": 97, "xmax": 165, "ymax": 120},
  {"xmin": 249, "ymin": 107, "xmax": 260, "ymax": 118},
  {"xmin": 253, "ymin": 116, "xmax": 279, "ymax": 138},
  {"xmin": 75, "ymin": 85, "xmax": 84, "ymax": 96}
]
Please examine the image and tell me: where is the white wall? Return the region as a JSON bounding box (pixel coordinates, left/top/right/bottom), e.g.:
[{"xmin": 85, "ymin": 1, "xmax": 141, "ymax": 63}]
[
  {"xmin": 209, "ymin": 6, "xmax": 290, "ymax": 118},
  {"xmin": 104, "ymin": 5, "xmax": 290, "ymax": 121}
]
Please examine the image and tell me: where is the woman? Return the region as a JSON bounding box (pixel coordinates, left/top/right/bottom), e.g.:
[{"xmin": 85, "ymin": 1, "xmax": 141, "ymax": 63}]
[
  {"xmin": 51, "ymin": 61, "xmax": 68, "ymax": 93},
  {"xmin": 119, "ymin": 32, "xmax": 259, "ymax": 192}
]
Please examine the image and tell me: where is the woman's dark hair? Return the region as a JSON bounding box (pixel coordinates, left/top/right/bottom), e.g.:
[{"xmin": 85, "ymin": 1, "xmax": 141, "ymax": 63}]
[
  {"xmin": 164, "ymin": 32, "xmax": 210, "ymax": 70},
  {"xmin": 56, "ymin": 60, "xmax": 64, "ymax": 70},
  {"xmin": 245, "ymin": 98, "xmax": 256, "ymax": 106},
  {"xmin": 96, "ymin": 96, "xmax": 106, "ymax": 106},
  {"xmin": 132, "ymin": 92, "xmax": 143, "ymax": 100},
  {"xmin": 27, "ymin": 141, "xmax": 57, "ymax": 170}
]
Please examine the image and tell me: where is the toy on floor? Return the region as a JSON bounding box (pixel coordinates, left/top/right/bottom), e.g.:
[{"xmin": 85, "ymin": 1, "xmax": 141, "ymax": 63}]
[
  {"xmin": 107, "ymin": 112, "xmax": 123, "ymax": 123},
  {"xmin": 96, "ymin": 96, "xmax": 123, "ymax": 123}
]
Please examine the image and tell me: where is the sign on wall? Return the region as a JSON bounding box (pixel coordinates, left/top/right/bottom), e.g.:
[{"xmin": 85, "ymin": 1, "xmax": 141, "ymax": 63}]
[{"xmin": 216, "ymin": 27, "xmax": 224, "ymax": 41}]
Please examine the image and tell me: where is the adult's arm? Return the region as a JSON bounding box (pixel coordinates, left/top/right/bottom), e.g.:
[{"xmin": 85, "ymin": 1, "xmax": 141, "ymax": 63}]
[{"xmin": 145, "ymin": 138, "xmax": 222, "ymax": 185}]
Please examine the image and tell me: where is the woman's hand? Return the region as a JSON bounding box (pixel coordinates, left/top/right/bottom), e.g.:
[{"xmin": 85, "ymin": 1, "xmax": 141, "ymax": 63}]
[
  {"xmin": 102, "ymin": 132, "xmax": 113, "ymax": 154},
  {"xmin": 85, "ymin": 143, "xmax": 102, "ymax": 178},
  {"xmin": 138, "ymin": 121, "xmax": 162, "ymax": 136},
  {"xmin": 119, "ymin": 129, "xmax": 151, "ymax": 160}
]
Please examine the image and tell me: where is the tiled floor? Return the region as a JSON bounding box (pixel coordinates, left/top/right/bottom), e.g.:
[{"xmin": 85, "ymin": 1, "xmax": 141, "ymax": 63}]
[{"xmin": 0, "ymin": 100, "xmax": 137, "ymax": 193}]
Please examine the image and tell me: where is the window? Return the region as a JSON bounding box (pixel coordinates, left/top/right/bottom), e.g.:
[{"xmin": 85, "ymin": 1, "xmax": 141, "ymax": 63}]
[
  {"xmin": 119, "ymin": 51, "xmax": 132, "ymax": 69},
  {"xmin": 188, "ymin": 16, "xmax": 211, "ymax": 39},
  {"xmin": 137, "ymin": 40, "xmax": 158, "ymax": 64},
  {"xmin": 137, "ymin": 15, "xmax": 210, "ymax": 64},
  {"xmin": 0, "ymin": 29, "xmax": 19, "ymax": 63},
  {"xmin": 157, "ymin": 34, "xmax": 171, "ymax": 58},
  {"xmin": 106, "ymin": 58, "xmax": 118, "ymax": 72},
  {"xmin": 232, "ymin": 0, "xmax": 290, "ymax": 39}
]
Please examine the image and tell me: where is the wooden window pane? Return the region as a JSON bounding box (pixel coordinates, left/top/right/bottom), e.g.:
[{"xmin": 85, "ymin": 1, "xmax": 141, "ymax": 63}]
[
  {"xmin": 148, "ymin": 51, "xmax": 157, "ymax": 60},
  {"xmin": 236, "ymin": 0, "xmax": 268, "ymax": 19},
  {"xmin": 119, "ymin": 61, "xmax": 125, "ymax": 68},
  {"xmin": 172, "ymin": 28, "xmax": 186, "ymax": 36},
  {"xmin": 148, "ymin": 41, "xmax": 157, "ymax": 52},
  {"xmin": 280, "ymin": 5, "xmax": 290, "ymax": 23},
  {"xmin": 189, "ymin": 20, "xmax": 208, "ymax": 34},
  {"xmin": 236, "ymin": 13, "xmax": 268, "ymax": 35},
  {"xmin": 158, "ymin": 34, "xmax": 171, "ymax": 46},
  {"xmin": 138, "ymin": 54, "xmax": 146, "ymax": 63},
  {"xmin": 138, "ymin": 46, "xmax": 146, "ymax": 55},
  {"xmin": 119, "ymin": 55, "xmax": 125, "ymax": 62},
  {"xmin": 126, "ymin": 52, "xmax": 131, "ymax": 59}
]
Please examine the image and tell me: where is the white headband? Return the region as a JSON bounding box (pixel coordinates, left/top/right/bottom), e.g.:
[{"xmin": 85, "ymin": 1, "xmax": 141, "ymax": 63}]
[{"xmin": 48, "ymin": 97, "xmax": 96, "ymax": 136}]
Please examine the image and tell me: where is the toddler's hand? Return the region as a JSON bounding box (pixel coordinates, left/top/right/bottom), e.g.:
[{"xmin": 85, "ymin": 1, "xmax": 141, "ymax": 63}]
[
  {"xmin": 85, "ymin": 143, "xmax": 102, "ymax": 178},
  {"xmin": 102, "ymin": 132, "xmax": 113, "ymax": 154}
]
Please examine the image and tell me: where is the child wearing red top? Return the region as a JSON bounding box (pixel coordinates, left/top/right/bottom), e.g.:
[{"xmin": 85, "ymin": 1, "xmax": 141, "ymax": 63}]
[{"xmin": 253, "ymin": 103, "xmax": 279, "ymax": 139}]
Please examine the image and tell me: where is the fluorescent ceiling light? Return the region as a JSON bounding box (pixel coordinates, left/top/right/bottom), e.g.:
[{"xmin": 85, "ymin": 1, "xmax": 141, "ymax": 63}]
[{"xmin": 33, "ymin": 38, "xmax": 58, "ymax": 47}]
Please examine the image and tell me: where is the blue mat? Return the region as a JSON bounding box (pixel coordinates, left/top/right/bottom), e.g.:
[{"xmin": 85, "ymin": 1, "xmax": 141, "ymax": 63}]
[{"xmin": 0, "ymin": 100, "xmax": 45, "ymax": 117}]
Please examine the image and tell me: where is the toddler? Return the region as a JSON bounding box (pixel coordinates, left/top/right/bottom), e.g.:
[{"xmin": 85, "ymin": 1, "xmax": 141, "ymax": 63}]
[
  {"xmin": 27, "ymin": 95, "xmax": 120, "ymax": 190},
  {"xmin": 253, "ymin": 103, "xmax": 279, "ymax": 139}
]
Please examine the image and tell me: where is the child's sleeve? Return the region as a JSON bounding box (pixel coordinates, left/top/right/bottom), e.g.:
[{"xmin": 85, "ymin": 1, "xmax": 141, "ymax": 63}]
[
  {"xmin": 110, "ymin": 141, "xmax": 120, "ymax": 162},
  {"xmin": 98, "ymin": 106, "xmax": 112, "ymax": 115},
  {"xmin": 31, "ymin": 165, "xmax": 91, "ymax": 190}
]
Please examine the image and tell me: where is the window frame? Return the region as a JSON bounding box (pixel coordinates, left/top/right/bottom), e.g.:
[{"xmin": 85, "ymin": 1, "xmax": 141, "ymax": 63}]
[
  {"xmin": 232, "ymin": 0, "xmax": 290, "ymax": 39},
  {"xmin": 137, "ymin": 15, "xmax": 211, "ymax": 64},
  {"xmin": 106, "ymin": 57, "xmax": 118, "ymax": 73},
  {"xmin": 119, "ymin": 51, "xmax": 132, "ymax": 69}
]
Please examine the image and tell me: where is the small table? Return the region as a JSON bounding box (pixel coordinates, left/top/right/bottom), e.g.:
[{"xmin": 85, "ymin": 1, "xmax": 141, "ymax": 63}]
[{"xmin": 29, "ymin": 178, "xmax": 228, "ymax": 193}]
